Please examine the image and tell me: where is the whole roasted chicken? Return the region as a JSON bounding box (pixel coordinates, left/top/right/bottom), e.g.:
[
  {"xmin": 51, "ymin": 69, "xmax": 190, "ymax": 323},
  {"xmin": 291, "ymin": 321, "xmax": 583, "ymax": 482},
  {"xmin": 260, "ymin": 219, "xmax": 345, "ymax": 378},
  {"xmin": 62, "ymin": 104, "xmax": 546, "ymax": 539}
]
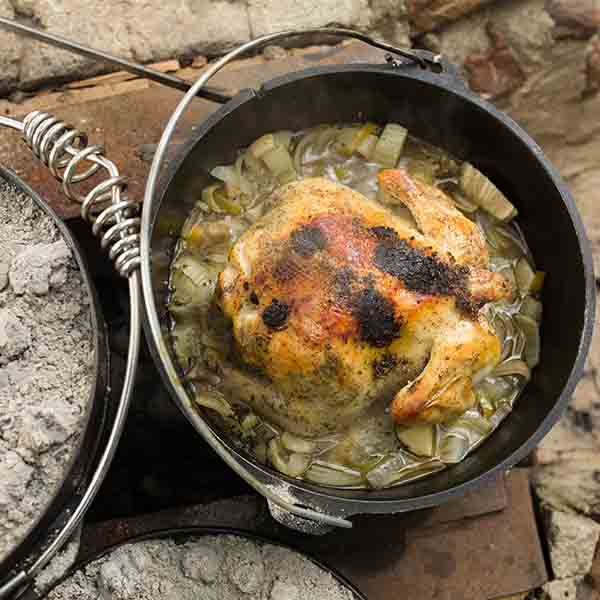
[{"xmin": 216, "ymin": 171, "xmax": 512, "ymax": 437}]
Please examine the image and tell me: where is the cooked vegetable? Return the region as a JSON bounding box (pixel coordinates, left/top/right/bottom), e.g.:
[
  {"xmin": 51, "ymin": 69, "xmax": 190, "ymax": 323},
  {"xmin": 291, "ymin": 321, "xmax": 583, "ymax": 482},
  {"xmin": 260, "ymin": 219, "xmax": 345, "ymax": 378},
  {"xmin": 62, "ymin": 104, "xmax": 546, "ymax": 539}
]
[
  {"xmin": 273, "ymin": 130, "xmax": 294, "ymax": 150},
  {"xmin": 304, "ymin": 461, "xmax": 364, "ymax": 487},
  {"xmin": 184, "ymin": 221, "xmax": 230, "ymax": 251},
  {"xmin": 396, "ymin": 424, "xmax": 436, "ymax": 457},
  {"xmin": 406, "ymin": 159, "xmax": 436, "ymax": 185},
  {"xmin": 439, "ymin": 433, "xmax": 470, "ymax": 464},
  {"xmin": 460, "ymin": 163, "xmax": 517, "ymax": 222},
  {"xmin": 530, "ymin": 271, "xmax": 545, "ymax": 294},
  {"xmin": 356, "ymin": 134, "xmax": 378, "ymax": 159},
  {"xmin": 449, "ymin": 413, "xmax": 493, "ymax": 436},
  {"xmin": 262, "ymin": 144, "xmax": 295, "ymax": 179},
  {"xmin": 515, "ymin": 257, "xmax": 536, "ymax": 295},
  {"xmin": 514, "ymin": 314, "xmax": 541, "ymax": 368},
  {"xmin": 268, "ymin": 438, "xmax": 310, "ymax": 477},
  {"xmin": 494, "ymin": 358, "xmax": 531, "ymax": 380},
  {"xmin": 249, "ymin": 134, "xmax": 276, "ymax": 159},
  {"xmin": 520, "ymin": 296, "xmax": 542, "ymax": 322},
  {"xmin": 280, "ymin": 432, "xmax": 317, "ymax": 454},
  {"xmin": 373, "ymin": 123, "xmax": 407, "ymax": 167},
  {"xmin": 193, "ymin": 392, "xmax": 233, "ymax": 417}
]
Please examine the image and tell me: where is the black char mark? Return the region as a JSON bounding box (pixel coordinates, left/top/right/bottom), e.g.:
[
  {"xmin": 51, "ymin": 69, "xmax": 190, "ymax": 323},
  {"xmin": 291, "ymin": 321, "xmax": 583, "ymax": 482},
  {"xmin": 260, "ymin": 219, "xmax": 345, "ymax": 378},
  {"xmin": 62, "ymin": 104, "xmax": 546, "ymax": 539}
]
[
  {"xmin": 290, "ymin": 225, "xmax": 327, "ymax": 257},
  {"xmin": 352, "ymin": 287, "xmax": 402, "ymax": 348},
  {"xmin": 262, "ymin": 299, "xmax": 290, "ymax": 330},
  {"xmin": 371, "ymin": 227, "xmax": 469, "ymax": 299}
]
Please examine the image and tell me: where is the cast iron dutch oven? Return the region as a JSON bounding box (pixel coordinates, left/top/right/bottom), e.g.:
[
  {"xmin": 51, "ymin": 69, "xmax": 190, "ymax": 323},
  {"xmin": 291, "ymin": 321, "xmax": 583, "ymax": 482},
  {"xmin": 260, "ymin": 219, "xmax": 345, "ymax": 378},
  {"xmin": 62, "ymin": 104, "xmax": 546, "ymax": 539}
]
[{"xmin": 139, "ymin": 30, "xmax": 596, "ymax": 529}]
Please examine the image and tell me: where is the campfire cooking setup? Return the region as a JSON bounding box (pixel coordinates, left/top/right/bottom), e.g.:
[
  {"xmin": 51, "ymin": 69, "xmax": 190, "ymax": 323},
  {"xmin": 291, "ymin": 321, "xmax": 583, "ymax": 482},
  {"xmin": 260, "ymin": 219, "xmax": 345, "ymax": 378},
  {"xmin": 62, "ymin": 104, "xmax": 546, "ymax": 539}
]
[{"xmin": 0, "ymin": 20, "xmax": 595, "ymax": 600}]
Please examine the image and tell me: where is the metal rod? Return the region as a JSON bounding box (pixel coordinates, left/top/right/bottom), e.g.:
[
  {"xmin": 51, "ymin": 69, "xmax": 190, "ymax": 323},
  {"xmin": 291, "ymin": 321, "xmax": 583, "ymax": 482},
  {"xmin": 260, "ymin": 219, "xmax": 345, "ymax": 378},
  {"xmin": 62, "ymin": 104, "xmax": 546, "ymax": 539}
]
[{"xmin": 0, "ymin": 16, "xmax": 233, "ymax": 104}]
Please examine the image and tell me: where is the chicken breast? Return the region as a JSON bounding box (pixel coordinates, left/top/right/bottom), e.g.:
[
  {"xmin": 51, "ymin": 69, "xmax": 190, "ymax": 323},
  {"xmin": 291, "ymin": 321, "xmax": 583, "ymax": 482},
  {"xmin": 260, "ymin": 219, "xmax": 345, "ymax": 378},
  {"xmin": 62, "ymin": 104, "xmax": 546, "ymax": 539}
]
[{"xmin": 216, "ymin": 171, "xmax": 512, "ymax": 437}]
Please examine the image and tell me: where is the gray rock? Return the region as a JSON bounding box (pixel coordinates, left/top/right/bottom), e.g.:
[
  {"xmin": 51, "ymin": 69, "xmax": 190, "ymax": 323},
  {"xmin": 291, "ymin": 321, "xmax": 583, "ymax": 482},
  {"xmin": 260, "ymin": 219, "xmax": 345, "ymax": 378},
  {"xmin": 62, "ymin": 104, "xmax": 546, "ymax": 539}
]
[
  {"xmin": 545, "ymin": 510, "xmax": 600, "ymax": 578},
  {"xmin": 541, "ymin": 577, "xmax": 581, "ymax": 600},
  {"xmin": 0, "ymin": 309, "xmax": 30, "ymax": 361},
  {"xmin": 534, "ymin": 454, "xmax": 600, "ymax": 515},
  {"xmin": 9, "ymin": 240, "xmax": 70, "ymax": 296},
  {"xmin": 542, "ymin": 575, "xmax": 597, "ymax": 599},
  {"xmin": 0, "ymin": 0, "xmax": 22, "ymax": 95},
  {"xmin": 248, "ymin": 0, "xmax": 370, "ymax": 37},
  {"xmin": 17, "ymin": 0, "xmax": 250, "ymax": 90}
]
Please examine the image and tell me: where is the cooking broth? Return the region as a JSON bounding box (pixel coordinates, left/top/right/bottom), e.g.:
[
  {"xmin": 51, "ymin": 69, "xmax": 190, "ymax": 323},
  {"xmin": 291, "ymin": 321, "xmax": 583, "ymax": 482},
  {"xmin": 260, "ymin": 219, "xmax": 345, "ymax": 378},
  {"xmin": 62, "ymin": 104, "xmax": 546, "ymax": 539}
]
[{"xmin": 167, "ymin": 123, "xmax": 543, "ymax": 490}]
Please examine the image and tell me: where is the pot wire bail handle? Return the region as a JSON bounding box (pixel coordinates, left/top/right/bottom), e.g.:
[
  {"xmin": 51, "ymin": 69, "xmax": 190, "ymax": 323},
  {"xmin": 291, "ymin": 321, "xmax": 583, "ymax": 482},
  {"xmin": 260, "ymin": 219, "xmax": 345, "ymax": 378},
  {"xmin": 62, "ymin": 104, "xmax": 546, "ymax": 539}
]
[{"xmin": 0, "ymin": 112, "xmax": 142, "ymax": 599}]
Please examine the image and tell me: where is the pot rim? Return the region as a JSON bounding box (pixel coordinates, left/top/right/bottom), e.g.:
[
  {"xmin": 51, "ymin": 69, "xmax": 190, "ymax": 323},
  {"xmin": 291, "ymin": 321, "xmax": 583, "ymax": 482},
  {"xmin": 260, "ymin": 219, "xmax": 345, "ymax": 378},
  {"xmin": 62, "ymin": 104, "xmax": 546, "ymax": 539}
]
[{"xmin": 140, "ymin": 63, "xmax": 596, "ymax": 518}]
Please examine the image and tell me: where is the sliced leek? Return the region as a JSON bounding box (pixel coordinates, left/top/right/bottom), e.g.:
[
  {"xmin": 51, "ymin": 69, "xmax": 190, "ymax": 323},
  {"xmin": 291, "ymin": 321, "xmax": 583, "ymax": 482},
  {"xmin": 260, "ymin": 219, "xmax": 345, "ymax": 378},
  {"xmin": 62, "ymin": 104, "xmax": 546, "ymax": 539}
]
[
  {"xmin": 514, "ymin": 314, "xmax": 541, "ymax": 368},
  {"xmin": 460, "ymin": 163, "xmax": 517, "ymax": 222},
  {"xmin": 396, "ymin": 424, "xmax": 436, "ymax": 457},
  {"xmin": 373, "ymin": 123, "xmax": 408, "ymax": 167}
]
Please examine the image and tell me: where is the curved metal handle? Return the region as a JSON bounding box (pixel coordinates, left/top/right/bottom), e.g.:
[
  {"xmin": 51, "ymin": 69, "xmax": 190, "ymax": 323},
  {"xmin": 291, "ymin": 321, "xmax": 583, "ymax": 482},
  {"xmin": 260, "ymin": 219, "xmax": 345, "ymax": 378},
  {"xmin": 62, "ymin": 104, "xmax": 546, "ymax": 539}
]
[{"xmin": 0, "ymin": 113, "xmax": 142, "ymax": 599}]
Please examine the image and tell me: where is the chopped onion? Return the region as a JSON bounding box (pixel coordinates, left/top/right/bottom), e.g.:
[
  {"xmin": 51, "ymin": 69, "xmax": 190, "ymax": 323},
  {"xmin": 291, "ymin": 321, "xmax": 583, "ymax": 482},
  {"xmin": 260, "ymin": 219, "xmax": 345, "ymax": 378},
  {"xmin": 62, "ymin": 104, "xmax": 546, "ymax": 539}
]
[
  {"xmin": 280, "ymin": 432, "xmax": 317, "ymax": 454},
  {"xmin": 493, "ymin": 357, "xmax": 531, "ymax": 379},
  {"xmin": 356, "ymin": 133, "xmax": 378, "ymax": 159},
  {"xmin": 293, "ymin": 130, "xmax": 321, "ymax": 173},
  {"xmin": 273, "ymin": 130, "xmax": 294, "ymax": 150},
  {"xmin": 243, "ymin": 151, "xmax": 265, "ymax": 176},
  {"xmin": 460, "ymin": 163, "xmax": 517, "ymax": 222},
  {"xmin": 211, "ymin": 164, "xmax": 239, "ymax": 191},
  {"xmin": 439, "ymin": 433, "xmax": 470, "ymax": 464},
  {"xmin": 249, "ymin": 133, "xmax": 276, "ymax": 159},
  {"xmin": 335, "ymin": 127, "xmax": 361, "ymax": 157},
  {"xmin": 515, "ymin": 257, "xmax": 536, "ymax": 294},
  {"xmin": 193, "ymin": 391, "xmax": 233, "ymax": 417},
  {"xmin": 366, "ymin": 455, "xmax": 443, "ymax": 489},
  {"xmin": 373, "ymin": 123, "xmax": 408, "ymax": 167},
  {"xmin": 514, "ymin": 314, "xmax": 541, "ymax": 368},
  {"xmin": 241, "ymin": 413, "xmax": 259, "ymax": 432},
  {"xmin": 304, "ymin": 462, "xmax": 364, "ymax": 487},
  {"xmin": 396, "ymin": 424, "xmax": 437, "ymax": 457},
  {"xmin": 449, "ymin": 413, "xmax": 493, "ymax": 436},
  {"xmin": 268, "ymin": 438, "xmax": 310, "ymax": 477},
  {"xmin": 184, "ymin": 221, "xmax": 230, "ymax": 251},
  {"xmin": 262, "ymin": 144, "xmax": 295, "ymax": 178},
  {"xmin": 406, "ymin": 159, "xmax": 436, "ymax": 185},
  {"xmin": 450, "ymin": 189, "xmax": 478, "ymax": 213},
  {"xmin": 520, "ymin": 296, "xmax": 542, "ymax": 322}
]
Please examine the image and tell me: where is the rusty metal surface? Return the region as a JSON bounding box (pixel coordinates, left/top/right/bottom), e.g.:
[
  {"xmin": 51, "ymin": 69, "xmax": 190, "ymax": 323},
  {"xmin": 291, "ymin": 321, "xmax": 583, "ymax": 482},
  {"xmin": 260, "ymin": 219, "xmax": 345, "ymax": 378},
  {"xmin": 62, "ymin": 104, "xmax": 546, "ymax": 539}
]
[
  {"xmin": 0, "ymin": 42, "xmax": 386, "ymax": 218},
  {"xmin": 79, "ymin": 470, "xmax": 546, "ymax": 600}
]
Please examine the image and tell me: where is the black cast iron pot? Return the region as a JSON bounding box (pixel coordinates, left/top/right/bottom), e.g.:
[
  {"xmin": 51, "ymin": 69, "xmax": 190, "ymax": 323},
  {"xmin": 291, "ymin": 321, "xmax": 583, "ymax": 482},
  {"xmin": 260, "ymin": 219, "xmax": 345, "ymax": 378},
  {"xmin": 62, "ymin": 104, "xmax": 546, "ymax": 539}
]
[{"xmin": 140, "ymin": 50, "xmax": 596, "ymax": 529}]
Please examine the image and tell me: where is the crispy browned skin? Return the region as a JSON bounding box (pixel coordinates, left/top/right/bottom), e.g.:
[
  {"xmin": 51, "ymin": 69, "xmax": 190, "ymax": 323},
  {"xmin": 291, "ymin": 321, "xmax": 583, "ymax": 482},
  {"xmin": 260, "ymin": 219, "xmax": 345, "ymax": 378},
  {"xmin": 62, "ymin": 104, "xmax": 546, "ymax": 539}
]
[{"xmin": 216, "ymin": 172, "xmax": 512, "ymax": 436}]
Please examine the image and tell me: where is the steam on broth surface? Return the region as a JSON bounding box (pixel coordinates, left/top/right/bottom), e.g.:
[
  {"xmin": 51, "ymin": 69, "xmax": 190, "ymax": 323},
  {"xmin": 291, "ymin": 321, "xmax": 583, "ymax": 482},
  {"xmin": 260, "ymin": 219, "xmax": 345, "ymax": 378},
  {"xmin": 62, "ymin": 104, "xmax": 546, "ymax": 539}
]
[{"xmin": 168, "ymin": 123, "xmax": 543, "ymax": 489}]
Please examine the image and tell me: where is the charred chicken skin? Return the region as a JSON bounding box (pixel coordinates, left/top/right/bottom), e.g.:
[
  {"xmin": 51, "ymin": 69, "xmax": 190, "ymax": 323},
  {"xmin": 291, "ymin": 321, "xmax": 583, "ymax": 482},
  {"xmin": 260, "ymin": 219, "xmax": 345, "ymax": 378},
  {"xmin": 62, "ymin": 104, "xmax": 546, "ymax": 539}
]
[{"xmin": 216, "ymin": 171, "xmax": 512, "ymax": 437}]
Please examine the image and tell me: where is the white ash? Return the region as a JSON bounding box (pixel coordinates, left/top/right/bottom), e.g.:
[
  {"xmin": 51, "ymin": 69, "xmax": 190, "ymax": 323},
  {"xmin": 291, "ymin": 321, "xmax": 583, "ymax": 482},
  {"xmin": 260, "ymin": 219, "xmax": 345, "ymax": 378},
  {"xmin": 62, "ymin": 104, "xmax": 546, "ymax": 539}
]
[
  {"xmin": 0, "ymin": 180, "xmax": 94, "ymax": 563},
  {"xmin": 47, "ymin": 534, "xmax": 359, "ymax": 600}
]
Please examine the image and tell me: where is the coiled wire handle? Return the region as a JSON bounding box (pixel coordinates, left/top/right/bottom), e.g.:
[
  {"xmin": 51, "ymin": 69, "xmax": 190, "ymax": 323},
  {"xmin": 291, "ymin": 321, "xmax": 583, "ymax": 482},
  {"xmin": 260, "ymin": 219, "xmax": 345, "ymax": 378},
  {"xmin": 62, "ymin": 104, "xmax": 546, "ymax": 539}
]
[
  {"xmin": 0, "ymin": 111, "xmax": 142, "ymax": 599},
  {"xmin": 21, "ymin": 110, "xmax": 141, "ymax": 277}
]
